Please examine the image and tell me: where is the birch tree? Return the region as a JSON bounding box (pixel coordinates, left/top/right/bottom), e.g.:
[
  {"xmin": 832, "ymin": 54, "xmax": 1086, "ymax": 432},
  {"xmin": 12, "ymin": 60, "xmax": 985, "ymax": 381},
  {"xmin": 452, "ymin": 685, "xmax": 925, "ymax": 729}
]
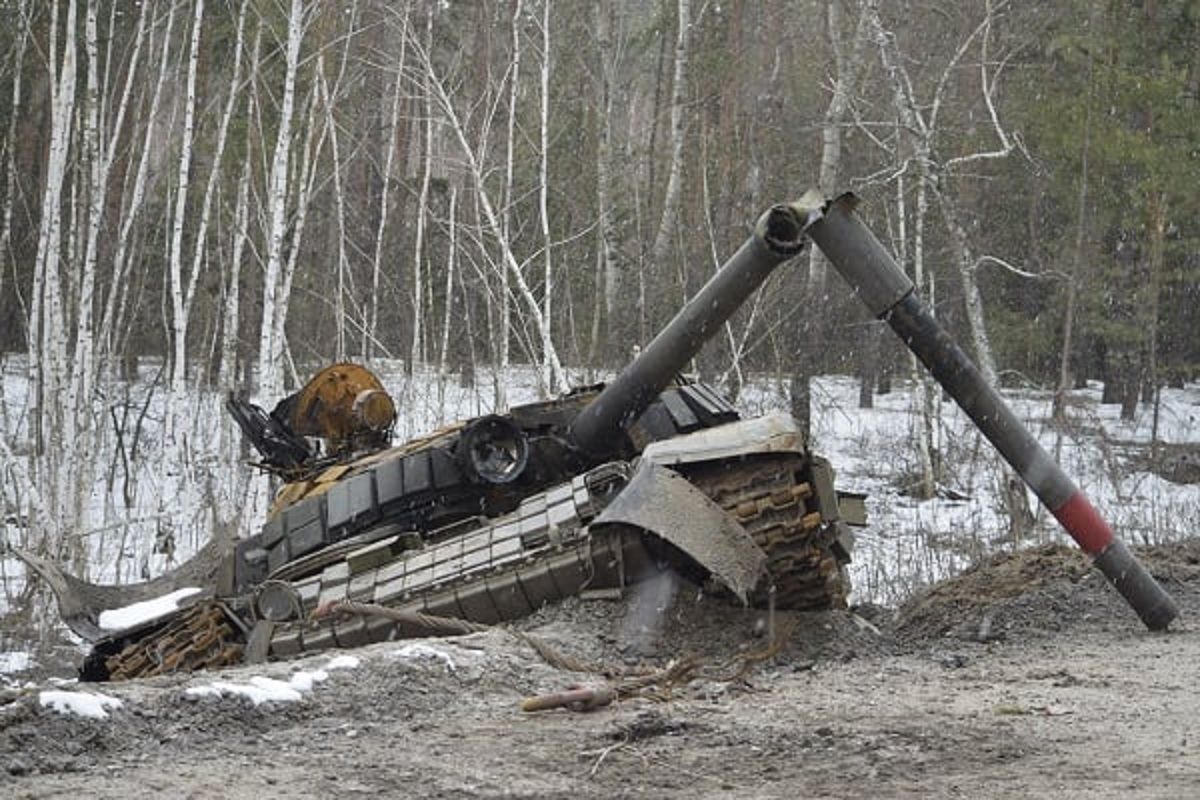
[
  {"xmin": 259, "ymin": 0, "xmax": 307, "ymax": 400},
  {"xmin": 649, "ymin": 0, "xmax": 691, "ymax": 271},
  {"xmin": 808, "ymin": 0, "xmax": 872, "ymax": 297},
  {"xmin": 167, "ymin": 0, "xmax": 206, "ymax": 435},
  {"xmin": 591, "ymin": 0, "xmax": 622, "ymax": 364},
  {"xmin": 367, "ymin": 2, "xmax": 411, "ymax": 359},
  {"xmin": 405, "ymin": 15, "xmax": 569, "ymax": 393},
  {"xmin": 496, "ymin": 0, "xmax": 524, "ymax": 410},
  {"xmin": 536, "ymin": 0, "xmax": 555, "ymax": 395}
]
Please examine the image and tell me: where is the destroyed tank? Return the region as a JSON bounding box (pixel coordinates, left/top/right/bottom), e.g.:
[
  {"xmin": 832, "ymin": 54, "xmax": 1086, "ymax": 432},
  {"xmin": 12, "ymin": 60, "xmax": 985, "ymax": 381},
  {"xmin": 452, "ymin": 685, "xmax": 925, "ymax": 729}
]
[{"xmin": 19, "ymin": 200, "xmax": 866, "ymax": 682}]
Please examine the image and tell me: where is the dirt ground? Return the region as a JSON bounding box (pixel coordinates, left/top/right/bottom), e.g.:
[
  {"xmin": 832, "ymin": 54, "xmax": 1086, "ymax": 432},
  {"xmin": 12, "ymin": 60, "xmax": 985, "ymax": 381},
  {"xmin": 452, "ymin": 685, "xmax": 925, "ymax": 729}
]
[{"xmin": 3, "ymin": 541, "xmax": 1200, "ymax": 799}]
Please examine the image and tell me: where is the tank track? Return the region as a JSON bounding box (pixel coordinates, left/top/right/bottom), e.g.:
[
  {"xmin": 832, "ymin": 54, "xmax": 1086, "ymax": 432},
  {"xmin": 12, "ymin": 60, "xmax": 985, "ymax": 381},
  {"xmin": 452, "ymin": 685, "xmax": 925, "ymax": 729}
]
[
  {"xmin": 97, "ymin": 603, "xmax": 245, "ymax": 682},
  {"xmin": 680, "ymin": 453, "xmax": 849, "ymax": 610},
  {"xmin": 89, "ymin": 456, "xmax": 844, "ymax": 678}
]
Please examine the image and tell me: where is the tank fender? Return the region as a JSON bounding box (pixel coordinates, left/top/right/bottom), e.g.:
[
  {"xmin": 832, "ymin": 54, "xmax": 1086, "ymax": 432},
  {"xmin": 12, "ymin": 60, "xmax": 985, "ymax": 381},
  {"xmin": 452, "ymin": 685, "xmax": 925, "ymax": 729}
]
[
  {"xmin": 590, "ymin": 461, "xmax": 766, "ymax": 604},
  {"xmin": 12, "ymin": 540, "xmax": 229, "ymax": 641}
]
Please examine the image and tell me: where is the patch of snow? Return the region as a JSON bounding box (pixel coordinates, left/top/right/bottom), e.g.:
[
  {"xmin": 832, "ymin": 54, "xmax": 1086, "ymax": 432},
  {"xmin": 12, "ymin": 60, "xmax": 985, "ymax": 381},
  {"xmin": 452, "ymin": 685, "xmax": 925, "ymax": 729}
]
[
  {"xmin": 186, "ymin": 660, "xmax": 356, "ymax": 706},
  {"xmin": 0, "ymin": 651, "xmax": 31, "ymax": 674},
  {"xmin": 98, "ymin": 587, "xmax": 203, "ymax": 631},
  {"xmin": 391, "ymin": 643, "xmax": 457, "ymax": 672},
  {"xmin": 325, "ymin": 654, "xmax": 360, "ymax": 671},
  {"xmin": 39, "ymin": 690, "xmax": 123, "ymax": 719},
  {"xmin": 185, "ymin": 678, "xmax": 304, "ymax": 706},
  {"xmin": 287, "ymin": 669, "xmax": 328, "ymax": 693}
]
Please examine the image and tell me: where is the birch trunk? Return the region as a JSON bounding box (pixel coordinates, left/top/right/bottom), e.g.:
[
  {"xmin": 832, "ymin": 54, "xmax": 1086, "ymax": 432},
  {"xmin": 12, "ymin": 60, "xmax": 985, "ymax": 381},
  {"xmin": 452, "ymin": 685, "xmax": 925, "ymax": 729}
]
[
  {"xmin": 593, "ymin": 0, "xmax": 619, "ymax": 362},
  {"xmin": 808, "ymin": 0, "xmax": 871, "ymax": 296},
  {"xmin": 270, "ymin": 84, "xmax": 326, "ymax": 396},
  {"xmin": 0, "ymin": 0, "xmax": 29, "ymax": 292},
  {"xmin": 410, "ymin": 4, "xmax": 435, "ymax": 374},
  {"xmin": 99, "ymin": 1, "xmax": 177, "ymax": 369},
  {"xmin": 74, "ymin": 0, "xmax": 147, "ymax": 416},
  {"xmin": 937, "ymin": 189, "xmax": 999, "ymax": 387},
  {"xmin": 649, "ymin": 0, "xmax": 690, "ymax": 269},
  {"xmin": 412, "ymin": 32, "xmax": 568, "ymax": 389},
  {"xmin": 368, "ymin": 2, "xmax": 411, "ymax": 358},
  {"xmin": 259, "ymin": 0, "xmax": 305, "ymax": 399},
  {"xmin": 187, "ymin": 0, "xmax": 247, "ymax": 379},
  {"xmin": 496, "ymin": 0, "xmax": 523, "ymax": 410},
  {"xmin": 168, "ymin": 0, "xmax": 206, "ymax": 429},
  {"xmin": 319, "ymin": 52, "xmax": 350, "ymax": 361},
  {"xmin": 537, "ymin": 0, "xmax": 554, "ymax": 395},
  {"xmin": 29, "ymin": 0, "xmax": 79, "ymax": 555},
  {"xmin": 437, "ymin": 184, "xmax": 457, "ymax": 418},
  {"xmin": 218, "ymin": 161, "xmax": 252, "ymax": 389}
]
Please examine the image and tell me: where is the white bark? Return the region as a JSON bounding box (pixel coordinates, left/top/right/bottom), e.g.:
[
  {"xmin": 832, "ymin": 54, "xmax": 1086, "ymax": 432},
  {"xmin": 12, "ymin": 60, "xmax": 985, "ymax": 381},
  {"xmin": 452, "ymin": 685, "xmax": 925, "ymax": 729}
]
[
  {"xmin": 410, "ymin": 6, "xmax": 434, "ymax": 372},
  {"xmin": 167, "ymin": 0, "xmax": 205, "ymax": 426},
  {"xmin": 259, "ymin": 0, "xmax": 306, "ymax": 399},
  {"xmin": 219, "ymin": 161, "xmax": 252, "ymax": 389},
  {"xmin": 649, "ymin": 0, "xmax": 690, "ymax": 268},
  {"xmin": 318, "ymin": 52, "xmax": 350, "ymax": 361},
  {"xmin": 187, "ymin": 0, "xmax": 247, "ymax": 378},
  {"xmin": 497, "ymin": 0, "xmax": 523, "ymax": 410},
  {"xmin": 320, "ymin": 0, "xmax": 358, "ymax": 362},
  {"xmin": 808, "ymin": 0, "xmax": 872, "ymax": 295},
  {"xmin": 437, "ymin": 184, "xmax": 457, "ymax": 393},
  {"xmin": 537, "ymin": 0, "xmax": 554, "ymax": 395},
  {"xmin": 368, "ymin": 2, "xmax": 411, "ymax": 358},
  {"xmin": 594, "ymin": 0, "xmax": 620, "ymax": 333},
  {"xmin": 28, "ymin": 0, "xmax": 79, "ymax": 553},
  {"xmin": 0, "ymin": 0, "xmax": 29, "ymax": 284},
  {"xmin": 272, "ymin": 83, "xmax": 328, "ymax": 393},
  {"xmin": 410, "ymin": 29, "xmax": 568, "ymax": 390},
  {"xmin": 74, "ymin": 0, "xmax": 147, "ymax": 416},
  {"xmin": 99, "ymin": 1, "xmax": 177, "ymax": 368}
]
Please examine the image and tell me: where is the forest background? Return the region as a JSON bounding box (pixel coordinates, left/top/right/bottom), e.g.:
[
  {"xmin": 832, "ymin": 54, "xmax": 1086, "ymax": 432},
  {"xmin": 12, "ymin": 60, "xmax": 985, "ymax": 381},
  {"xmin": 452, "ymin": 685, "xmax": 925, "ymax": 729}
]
[{"xmin": 1, "ymin": 0, "xmax": 1198, "ymax": 580}]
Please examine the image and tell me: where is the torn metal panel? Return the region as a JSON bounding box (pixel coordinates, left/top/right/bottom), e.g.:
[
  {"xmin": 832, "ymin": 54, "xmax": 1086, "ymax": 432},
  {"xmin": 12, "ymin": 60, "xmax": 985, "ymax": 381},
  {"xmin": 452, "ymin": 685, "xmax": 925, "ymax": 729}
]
[
  {"xmin": 640, "ymin": 413, "xmax": 808, "ymax": 466},
  {"xmin": 13, "ymin": 540, "xmax": 228, "ymax": 641},
  {"xmin": 592, "ymin": 461, "xmax": 766, "ymax": 604}
]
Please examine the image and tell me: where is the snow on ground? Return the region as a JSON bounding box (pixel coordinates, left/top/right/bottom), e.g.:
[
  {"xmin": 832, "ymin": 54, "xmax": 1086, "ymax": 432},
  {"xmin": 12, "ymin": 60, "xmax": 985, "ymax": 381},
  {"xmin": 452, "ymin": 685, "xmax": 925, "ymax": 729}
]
[
  {"xmin": 97, "ymin": 587, "xmax": 203, "ymax": 631},
  {"xmin": 0, "ymin": 651, "xmax": 31, "ymax": 674},
  {"xmin": 38, "ymin": 689, "xmax": 122, "ymax": 719},
  {"xmin": 184, "ymin": 654, "xmax": 362, "ymax": 707},
  {"xmin": 742, "ymin": 374, "xmax": 1200, "ymax": 606},
  {"xmin": 391, "ymin": 643, "xmax": 460, "ymax": 673}
]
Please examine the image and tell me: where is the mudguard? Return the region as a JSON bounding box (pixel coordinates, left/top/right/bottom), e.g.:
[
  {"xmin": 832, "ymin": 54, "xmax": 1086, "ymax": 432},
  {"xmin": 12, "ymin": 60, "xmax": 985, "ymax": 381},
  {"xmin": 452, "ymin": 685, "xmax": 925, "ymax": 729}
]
[
  {"xmin": 14, "ymin": 540, "xmax": 229, "ymax": 641},
  {"xmin": 591, "ymin": 460, "xmax": 767, "ymax": 604}
]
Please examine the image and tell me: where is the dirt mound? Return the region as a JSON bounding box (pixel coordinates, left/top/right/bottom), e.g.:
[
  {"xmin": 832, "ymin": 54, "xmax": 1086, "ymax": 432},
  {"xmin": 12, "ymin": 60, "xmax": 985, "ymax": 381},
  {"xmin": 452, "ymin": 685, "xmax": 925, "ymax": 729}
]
[
  {"xmin": 895, "ymin": 540, "xmax": 1200, "ymax": 646},
  {"xmin": 515, "ymin": 574, "xmax": 892, "ymax": 674}
]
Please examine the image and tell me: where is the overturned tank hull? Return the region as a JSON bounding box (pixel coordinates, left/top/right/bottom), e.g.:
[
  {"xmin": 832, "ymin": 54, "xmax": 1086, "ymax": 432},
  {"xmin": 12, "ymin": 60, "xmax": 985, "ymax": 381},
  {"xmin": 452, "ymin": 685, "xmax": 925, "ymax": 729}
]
[
  {"xmin": 80, "ymin": 413, "xmax": 861, "ymax": 680},
  {"xmin": 21, "ymin": 196, "xmax": 873, "ymax": 682}
]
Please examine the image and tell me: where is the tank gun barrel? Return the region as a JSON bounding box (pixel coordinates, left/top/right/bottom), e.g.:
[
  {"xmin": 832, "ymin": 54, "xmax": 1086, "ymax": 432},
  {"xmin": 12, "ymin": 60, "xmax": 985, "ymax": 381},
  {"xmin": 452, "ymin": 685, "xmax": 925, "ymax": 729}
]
[
  {"xmin": 807, "ymin": 192, "xmax": 1178, "ymax": 631},
  {"xmin": 568, "ymin": 199, "xmax": 818, "ymax": 457}
]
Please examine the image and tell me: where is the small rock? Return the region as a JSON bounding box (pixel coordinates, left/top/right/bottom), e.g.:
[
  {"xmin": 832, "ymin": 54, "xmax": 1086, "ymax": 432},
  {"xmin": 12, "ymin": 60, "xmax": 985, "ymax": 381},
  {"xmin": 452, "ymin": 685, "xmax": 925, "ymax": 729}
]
[{"xmin": 7, "ymin": 758, "xmax": 30, "ymax": 776}]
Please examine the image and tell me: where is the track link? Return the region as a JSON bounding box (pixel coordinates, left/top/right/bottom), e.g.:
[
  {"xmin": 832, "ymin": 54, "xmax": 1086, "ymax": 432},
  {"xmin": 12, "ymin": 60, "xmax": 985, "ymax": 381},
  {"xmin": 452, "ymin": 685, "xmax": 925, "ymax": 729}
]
[
  {"xmin": 103, "ymin": 603, "xmax": 244, "ymax": 681},
  {"xmin": 680, "ymin": 454, "xmax": 849, "ymax": 610}
]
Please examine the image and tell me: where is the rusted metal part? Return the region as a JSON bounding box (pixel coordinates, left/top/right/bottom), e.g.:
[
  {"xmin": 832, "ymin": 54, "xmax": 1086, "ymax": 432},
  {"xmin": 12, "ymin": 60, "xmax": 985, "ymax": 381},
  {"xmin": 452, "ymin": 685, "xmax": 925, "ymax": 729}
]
[
  {"xmin": 521, "ymin": 685, "xmax": 616, "ymax": 713},
  {"xmin": 102, "ymin": 602, "xmax": 244, "ymax": 681},
  {"xmin": 681, "ymin": 453, "xmax": 850, "ymax": 610},
  {"xmin": 592, "ymin": 461, "xmax": 767, "ymax": 604},
  {"xmin": 13, "ymin": 541, "xmax": 229, "ymax": 642}
]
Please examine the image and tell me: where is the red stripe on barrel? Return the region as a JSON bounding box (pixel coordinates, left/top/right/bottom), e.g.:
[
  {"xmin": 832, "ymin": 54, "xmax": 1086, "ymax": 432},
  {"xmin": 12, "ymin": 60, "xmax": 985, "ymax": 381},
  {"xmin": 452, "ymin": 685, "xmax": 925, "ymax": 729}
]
[{"xmin": 1052, "ymin": 491, "xmax": 1115, "ymax": 555}]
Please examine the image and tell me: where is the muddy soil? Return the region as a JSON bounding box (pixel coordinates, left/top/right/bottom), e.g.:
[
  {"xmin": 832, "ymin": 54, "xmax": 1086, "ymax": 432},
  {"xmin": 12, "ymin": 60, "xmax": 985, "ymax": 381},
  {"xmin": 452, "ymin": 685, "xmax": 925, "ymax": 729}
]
[{"xmin": 3, "ymin": 542, "xmax": 1200, "ymax": 799}]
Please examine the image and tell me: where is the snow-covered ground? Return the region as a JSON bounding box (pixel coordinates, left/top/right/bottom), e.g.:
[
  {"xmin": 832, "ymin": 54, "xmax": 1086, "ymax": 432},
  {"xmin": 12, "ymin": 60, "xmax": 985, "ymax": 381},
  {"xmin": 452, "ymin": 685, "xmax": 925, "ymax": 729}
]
[{"xmin": 2, "ymin": 354, "xmax": 1198, "ymax": 675}]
